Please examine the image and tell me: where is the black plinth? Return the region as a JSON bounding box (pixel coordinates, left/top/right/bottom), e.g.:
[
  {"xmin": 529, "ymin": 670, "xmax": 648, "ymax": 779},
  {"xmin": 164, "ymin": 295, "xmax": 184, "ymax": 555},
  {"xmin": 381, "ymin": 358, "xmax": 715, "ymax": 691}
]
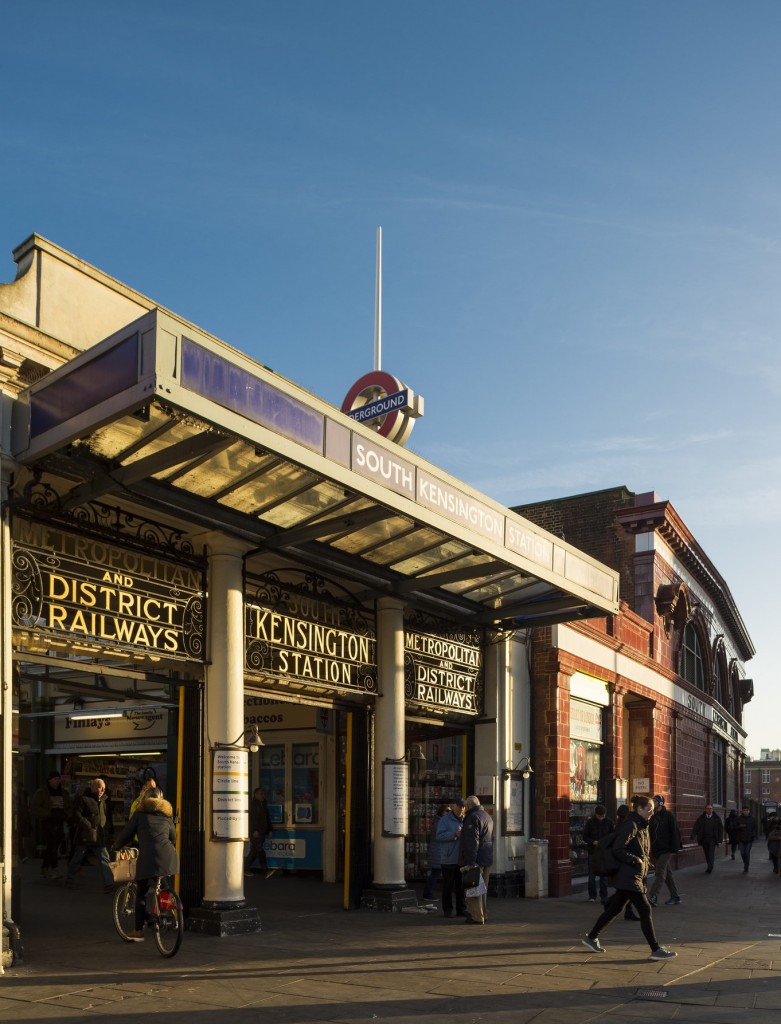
[
  {"xmin": 186, "ymin": 900, "xmax": 262, "ymax": 936},
  {"xmin": 360, "ymin": 886, "xmax": 419, "ymax": 912}
]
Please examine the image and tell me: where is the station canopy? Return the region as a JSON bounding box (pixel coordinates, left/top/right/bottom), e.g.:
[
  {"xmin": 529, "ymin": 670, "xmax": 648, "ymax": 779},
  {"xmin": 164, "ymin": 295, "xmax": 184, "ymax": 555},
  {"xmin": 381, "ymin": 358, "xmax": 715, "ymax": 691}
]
[{"xmin": 12, "ymin": 308, "xmax": 619, "ymax": 632}]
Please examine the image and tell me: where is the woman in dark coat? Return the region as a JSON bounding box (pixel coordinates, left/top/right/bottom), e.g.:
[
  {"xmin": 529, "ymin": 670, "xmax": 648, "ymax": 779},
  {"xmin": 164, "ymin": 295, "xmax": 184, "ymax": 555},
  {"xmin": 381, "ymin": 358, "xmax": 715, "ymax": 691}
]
[
  {"xmin": 113, "ymin": 788, "xmax": 179, "ymax": 941},
  {"xmin": 582, "ymin": 795, "xmax": 676, "ymax": 961}
]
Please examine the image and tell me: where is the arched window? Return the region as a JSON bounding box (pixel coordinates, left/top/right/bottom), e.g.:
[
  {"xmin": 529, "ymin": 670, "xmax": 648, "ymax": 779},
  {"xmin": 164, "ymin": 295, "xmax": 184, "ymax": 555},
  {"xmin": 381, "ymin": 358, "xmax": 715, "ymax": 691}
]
[
  {"xmin": 712, "ymin": 649, "xmax": 723, "ymax": 706},
  {"xmin": 680, "ymin": 622, "xmax": 704, "ymax": 690}
]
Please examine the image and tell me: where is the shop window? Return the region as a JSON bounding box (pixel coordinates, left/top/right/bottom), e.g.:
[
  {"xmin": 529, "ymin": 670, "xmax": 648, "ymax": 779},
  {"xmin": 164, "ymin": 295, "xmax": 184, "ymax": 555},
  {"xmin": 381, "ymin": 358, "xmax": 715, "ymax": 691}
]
[
  {"xmin": 292, "ymin": 742, "xmax": 319, "ymax": 825},
  {"xmin": 259, "ymin": 744, "xmax": 286, "ymax": 825},
  {"xmin": 568, "ymin": 698, "xmax": 605, "ymax": 879},
  {"xmin": 680, "ymin": 623, "xmax": 704, "ymax": 690},
  {"xmin": 405, "ymin": 731, "xmax": 465, "ymax": 882},
  {"xmin": 257, "ymin": 741, "xmax": 321, "ymax": 824}
]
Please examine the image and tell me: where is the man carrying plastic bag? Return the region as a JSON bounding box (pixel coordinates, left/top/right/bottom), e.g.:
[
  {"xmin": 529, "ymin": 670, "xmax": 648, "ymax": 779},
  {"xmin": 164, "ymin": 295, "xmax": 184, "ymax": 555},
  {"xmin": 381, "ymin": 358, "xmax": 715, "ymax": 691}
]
[{"xmin": 458, "ymin": 795, "xmax": 493, "ymax": 925}]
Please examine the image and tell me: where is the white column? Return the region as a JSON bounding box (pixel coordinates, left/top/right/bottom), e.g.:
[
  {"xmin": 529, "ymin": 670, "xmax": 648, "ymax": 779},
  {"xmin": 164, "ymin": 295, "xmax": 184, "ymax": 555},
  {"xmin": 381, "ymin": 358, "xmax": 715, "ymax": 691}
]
[
  {"xmin": 373, "ymin": 597, "xmax": 406, "ymax": 886},
  {"xmin": 203, "ymin": 535, "xmax": 249, "ymax": 904}
]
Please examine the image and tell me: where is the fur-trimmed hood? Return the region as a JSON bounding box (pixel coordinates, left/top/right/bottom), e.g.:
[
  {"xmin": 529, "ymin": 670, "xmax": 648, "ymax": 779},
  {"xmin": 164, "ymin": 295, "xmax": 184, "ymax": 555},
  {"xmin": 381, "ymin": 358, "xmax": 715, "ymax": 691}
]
[{"xmin": 138, "ymin": 795, "xmax": 174, "ymax": 817}]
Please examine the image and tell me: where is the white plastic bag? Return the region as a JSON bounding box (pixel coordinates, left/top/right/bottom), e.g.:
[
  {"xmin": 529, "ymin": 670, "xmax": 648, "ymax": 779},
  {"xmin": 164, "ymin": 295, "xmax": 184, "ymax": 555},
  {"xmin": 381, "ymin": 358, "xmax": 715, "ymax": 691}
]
[{"xmin": 465, "ymin": 874, "xmax": 487, "ymax": 899}]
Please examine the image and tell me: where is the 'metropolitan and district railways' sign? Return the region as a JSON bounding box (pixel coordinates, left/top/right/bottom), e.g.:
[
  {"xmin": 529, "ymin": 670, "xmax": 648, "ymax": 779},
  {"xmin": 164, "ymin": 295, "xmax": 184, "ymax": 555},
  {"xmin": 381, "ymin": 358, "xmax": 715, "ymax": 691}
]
[
  {"xmin": 11, "ymin": 518, "xmax": 205, "ymax": 661},
  {"xmin": 404, "ymin": 625, "xmax": 482, "ymax": 715}
]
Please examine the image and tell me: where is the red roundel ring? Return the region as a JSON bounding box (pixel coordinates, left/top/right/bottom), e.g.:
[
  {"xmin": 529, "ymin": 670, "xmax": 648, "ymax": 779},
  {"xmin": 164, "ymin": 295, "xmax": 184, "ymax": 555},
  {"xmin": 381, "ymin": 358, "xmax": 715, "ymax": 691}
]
[{"xmin": 341, "ymin": 370, "xmax": 406, "ymax": 440}]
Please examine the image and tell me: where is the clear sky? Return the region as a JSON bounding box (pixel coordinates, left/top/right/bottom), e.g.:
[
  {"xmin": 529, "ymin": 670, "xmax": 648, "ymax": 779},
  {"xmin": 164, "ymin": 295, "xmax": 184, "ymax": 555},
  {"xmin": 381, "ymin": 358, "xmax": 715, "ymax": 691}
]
[{"xmin": 2, "ymin": 2, "xmax": 778, "ymax": 755}]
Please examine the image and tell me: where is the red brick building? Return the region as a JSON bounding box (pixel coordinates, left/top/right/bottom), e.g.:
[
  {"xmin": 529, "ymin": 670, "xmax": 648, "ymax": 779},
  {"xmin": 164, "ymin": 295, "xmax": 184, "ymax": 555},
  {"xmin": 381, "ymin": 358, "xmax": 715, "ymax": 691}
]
[
  {"xmin": 744, "ymin": 751, "xmax": 781, "ymax": 822},
  {"xmin": 513, "ymin": 487, "xmax": 755, "ymax": 896}
]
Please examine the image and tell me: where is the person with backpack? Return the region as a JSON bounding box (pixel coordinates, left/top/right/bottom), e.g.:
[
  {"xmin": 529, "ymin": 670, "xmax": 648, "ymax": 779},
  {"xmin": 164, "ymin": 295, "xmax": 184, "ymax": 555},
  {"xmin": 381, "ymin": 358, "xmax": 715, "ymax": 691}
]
[
  {"xmin": 582, "ymin": 794, "xmax": 677, "ymax": 961},
  {"xmin": 582, "ymin": 805, "xmax": 613, "ymax": 904}
]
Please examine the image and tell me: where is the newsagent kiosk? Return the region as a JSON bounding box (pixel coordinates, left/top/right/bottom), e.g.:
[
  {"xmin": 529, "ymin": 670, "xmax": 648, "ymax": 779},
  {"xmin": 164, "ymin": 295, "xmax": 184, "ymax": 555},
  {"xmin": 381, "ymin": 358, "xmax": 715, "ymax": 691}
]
[{"xmin": 0, "ymin": 236, "xmax": 619, "ymax": 955}]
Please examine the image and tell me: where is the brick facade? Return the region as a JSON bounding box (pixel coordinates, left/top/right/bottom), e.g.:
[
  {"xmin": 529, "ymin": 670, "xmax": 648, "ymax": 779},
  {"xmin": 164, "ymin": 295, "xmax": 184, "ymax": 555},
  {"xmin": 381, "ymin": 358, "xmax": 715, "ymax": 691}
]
[{"xmin": 515, "ymin": 488, "xmax": 755, "ymax": 895}]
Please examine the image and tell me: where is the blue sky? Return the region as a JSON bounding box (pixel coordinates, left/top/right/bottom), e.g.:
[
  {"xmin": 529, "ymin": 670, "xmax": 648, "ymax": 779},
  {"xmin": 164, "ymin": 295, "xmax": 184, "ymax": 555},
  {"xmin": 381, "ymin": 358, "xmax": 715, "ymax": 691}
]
[{"xmin": 2, "ymin": 2, "xmax": 778, "ymax": 754}]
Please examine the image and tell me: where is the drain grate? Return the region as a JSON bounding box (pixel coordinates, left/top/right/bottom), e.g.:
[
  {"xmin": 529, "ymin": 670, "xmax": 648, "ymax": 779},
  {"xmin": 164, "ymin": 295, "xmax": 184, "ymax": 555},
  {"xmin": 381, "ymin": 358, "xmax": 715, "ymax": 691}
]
[{"xmin": 635, "ymin": 988, "xmax": 668, "ymax": 1000}]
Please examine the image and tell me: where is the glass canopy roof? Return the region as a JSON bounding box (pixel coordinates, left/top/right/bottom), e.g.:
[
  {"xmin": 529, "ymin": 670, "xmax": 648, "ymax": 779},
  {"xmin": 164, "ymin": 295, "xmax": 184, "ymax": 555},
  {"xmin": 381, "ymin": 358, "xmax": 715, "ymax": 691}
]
[{"xmin": 12, "ymin": 308, "xmax": 619, "ymax": 630}]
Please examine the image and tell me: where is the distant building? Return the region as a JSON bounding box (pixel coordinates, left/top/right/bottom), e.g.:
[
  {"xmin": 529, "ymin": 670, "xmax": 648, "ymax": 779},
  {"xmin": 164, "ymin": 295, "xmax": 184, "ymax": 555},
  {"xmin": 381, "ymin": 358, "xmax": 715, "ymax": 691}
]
[
  {"xmin": 513, "ymin": 487, "xmax": 756, "ymax": 895},
  {"xmin": 744, "ymin": 753, "xmax": 781, "ymax": 820}
]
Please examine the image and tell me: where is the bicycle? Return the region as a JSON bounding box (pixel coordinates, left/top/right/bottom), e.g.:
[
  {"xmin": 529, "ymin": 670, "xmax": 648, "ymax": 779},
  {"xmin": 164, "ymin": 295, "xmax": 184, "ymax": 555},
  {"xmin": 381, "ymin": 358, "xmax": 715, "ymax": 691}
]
[{"xmin": 112, "ymin": 875, "xmax": 184, "ymax": 958}]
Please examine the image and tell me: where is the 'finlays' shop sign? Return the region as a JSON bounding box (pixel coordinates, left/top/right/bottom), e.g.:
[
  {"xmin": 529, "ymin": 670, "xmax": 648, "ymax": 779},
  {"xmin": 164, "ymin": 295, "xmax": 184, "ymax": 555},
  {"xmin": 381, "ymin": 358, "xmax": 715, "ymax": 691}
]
[{"xmin": 11, "ymin": 519, "xmax": 206, "ymax": 662}]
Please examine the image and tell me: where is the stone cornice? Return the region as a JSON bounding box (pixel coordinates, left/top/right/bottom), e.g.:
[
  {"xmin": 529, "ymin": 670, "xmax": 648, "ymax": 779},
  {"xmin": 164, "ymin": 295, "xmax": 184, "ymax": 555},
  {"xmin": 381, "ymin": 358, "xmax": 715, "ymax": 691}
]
[{"xmin": 616, "ymin": 499, "xmax": 754, "ymax": 661}]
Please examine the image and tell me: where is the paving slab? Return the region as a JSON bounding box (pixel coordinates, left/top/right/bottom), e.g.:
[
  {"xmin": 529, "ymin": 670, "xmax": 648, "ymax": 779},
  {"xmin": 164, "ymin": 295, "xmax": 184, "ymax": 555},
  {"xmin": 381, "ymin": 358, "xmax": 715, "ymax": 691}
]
[{"xmin": 6, "ymin": 859, "xmax": 781, "ymax": 1024}]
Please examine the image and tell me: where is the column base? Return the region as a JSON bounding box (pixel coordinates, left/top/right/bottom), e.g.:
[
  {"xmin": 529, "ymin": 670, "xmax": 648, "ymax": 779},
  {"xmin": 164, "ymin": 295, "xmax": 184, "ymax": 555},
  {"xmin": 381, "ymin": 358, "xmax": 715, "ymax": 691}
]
[
  {"xmin": 186, "ymin": 900, "xmax": 262, "ymax": 936},
  {"xmin": 360, "ymin": 885, "xmax": 419, "ymax": 912},
  {"xmin": 548, "ymin": 858, "xmax": 572, "ymax": 897}
]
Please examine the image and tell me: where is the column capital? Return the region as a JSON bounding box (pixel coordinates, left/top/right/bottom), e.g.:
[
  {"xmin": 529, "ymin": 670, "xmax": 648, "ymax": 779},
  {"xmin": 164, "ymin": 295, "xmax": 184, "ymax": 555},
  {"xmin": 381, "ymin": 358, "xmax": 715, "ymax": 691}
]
[{"xmin": 202, "ymin": 532, "xmax": 256, "ymax": 559}]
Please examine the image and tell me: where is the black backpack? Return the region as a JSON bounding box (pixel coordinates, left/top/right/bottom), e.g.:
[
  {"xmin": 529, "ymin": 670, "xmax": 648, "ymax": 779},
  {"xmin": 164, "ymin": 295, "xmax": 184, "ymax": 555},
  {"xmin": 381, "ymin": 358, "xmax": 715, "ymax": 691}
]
[
  {"xmin": 591, "ymin": 824, "xmax": 637, "ymax": 876},
  {"xmin": 591, "ymin": 831, "xmax": 619, "ymax": 876}
]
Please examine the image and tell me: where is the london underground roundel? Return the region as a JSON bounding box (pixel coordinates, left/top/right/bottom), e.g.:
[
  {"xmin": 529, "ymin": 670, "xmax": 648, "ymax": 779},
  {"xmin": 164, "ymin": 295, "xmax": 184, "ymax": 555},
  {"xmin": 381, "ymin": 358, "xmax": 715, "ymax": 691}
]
[{"xmin": 341, "ymin": 370, "xmax": 424, "ymax": 447}]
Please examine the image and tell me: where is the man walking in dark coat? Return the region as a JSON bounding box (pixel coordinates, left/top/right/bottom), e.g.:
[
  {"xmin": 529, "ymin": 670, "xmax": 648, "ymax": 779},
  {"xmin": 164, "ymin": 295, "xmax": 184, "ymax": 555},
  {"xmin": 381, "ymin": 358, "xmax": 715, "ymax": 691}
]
[
  {"xmin": 582, "ymin": 805, "xmax": 613, "ymax": 904},
  {"xmin": 691, "ymin": 802, "xmax": 724, "ymax": 873},
  {"xmin": 65, "ymin": 777, "xmax": 115, "ymax": 892},
  {"xmin": 458, "ymin": 795, "xmax": 493, "ymax": 925},
  {"xmin": 734, "ymin": 803, "xmax": 758, "ymax": 873},
  {"xmin": 648, "ymin": 794, "xmax": 683, "ymax": 906}
]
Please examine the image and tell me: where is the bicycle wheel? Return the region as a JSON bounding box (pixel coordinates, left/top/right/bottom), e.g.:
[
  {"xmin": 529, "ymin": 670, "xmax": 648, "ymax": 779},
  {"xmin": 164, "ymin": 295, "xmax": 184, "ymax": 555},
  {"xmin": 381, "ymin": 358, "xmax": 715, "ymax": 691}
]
[
  {"xmin": 112, "ymin": 882, "xmax": 138, "ymax": 941},
  {"xmin": 152, "ymin": 889, "xmax": 183, "ymax": 958}
]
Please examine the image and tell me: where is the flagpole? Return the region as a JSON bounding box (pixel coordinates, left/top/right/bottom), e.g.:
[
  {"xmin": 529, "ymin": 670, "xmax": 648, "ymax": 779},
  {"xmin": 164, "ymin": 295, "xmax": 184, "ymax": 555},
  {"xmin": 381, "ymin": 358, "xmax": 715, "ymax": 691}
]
[{"xmin": 374, "ymin": 226, "xmax": 382, "ymax": 372}]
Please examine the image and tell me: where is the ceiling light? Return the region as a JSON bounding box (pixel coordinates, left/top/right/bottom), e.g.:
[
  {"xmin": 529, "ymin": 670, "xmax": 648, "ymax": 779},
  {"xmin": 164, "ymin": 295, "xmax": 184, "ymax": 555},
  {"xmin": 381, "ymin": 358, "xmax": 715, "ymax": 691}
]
[{"xmin": 70, "ymin": 710, "xmax": 125, "ymax": 721}]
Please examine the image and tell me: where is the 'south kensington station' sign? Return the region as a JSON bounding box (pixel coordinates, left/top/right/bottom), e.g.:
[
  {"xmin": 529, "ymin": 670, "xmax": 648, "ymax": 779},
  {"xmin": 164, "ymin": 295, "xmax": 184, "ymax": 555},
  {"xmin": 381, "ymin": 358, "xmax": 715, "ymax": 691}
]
[{"xmin": 244, "ymin": 572, "xmax": 378, "ymax": 695}]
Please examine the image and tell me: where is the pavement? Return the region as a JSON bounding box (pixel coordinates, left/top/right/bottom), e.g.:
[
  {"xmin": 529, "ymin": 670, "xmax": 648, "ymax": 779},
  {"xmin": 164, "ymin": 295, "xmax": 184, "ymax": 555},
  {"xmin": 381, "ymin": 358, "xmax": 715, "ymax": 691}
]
[{"xmin": 2, "ymin": 849, "xmax": 781, "ymax": 1023}]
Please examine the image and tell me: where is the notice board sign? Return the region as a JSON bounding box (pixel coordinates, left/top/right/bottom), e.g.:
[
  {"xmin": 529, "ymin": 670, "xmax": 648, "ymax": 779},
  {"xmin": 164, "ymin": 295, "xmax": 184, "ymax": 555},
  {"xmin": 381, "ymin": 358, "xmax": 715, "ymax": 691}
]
[
  {"xmin": 382, "ymin": 759, "xmax": 409, "ymax": 837},
  {"xmin": 212, "ymin": 747, "xmax": 249, "ymax": 841}
]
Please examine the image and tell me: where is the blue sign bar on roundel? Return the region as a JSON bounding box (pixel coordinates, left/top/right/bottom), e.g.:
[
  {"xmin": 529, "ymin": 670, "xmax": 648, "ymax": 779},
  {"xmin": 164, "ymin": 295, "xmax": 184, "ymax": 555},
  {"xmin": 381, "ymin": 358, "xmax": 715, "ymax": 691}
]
[{"xmin": 341, "ymin": 370, "xmax": 424, "ymax": 447}]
